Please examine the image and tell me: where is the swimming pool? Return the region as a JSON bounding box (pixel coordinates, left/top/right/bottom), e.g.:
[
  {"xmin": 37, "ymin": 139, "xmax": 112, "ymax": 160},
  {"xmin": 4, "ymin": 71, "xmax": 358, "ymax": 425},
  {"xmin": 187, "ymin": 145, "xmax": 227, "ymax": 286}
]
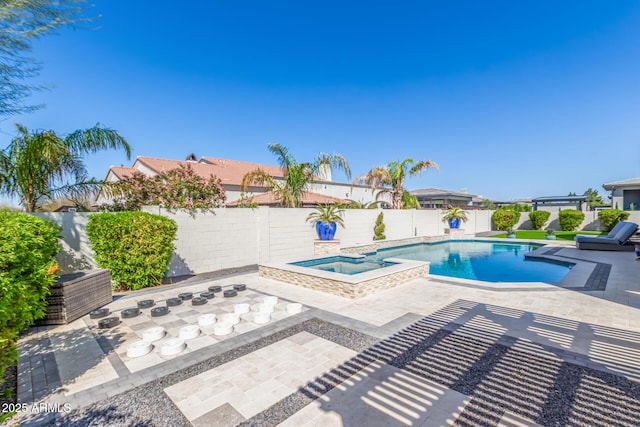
[{"xmin": 364, "ymin": 240, "xmax": 572, "ymax": 282}]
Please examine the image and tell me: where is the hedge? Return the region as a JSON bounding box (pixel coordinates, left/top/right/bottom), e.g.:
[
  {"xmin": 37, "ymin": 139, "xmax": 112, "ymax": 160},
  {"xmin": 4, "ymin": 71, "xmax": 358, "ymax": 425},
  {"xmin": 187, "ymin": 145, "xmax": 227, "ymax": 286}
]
[
  {"xmin": 558, "ymin": 209, "xmax": 585, "ymax": 231},
  {"xmin": 492, "ymin": 209, "xmax": 521, "ymax": 231},
  {"xmin": 87, "ymin": 212, "xmax": 177, "ymax": 290},
  {"xmin": 598, "ymin": 209, "xmax": 630, "ymax": 231},
  {"xmin": 0, "ymin": 210, "xmax": 60, "ymax": 381},
  {"xmin": 529, "ymin": 210, "xmax": 551, "ymax": 230}
]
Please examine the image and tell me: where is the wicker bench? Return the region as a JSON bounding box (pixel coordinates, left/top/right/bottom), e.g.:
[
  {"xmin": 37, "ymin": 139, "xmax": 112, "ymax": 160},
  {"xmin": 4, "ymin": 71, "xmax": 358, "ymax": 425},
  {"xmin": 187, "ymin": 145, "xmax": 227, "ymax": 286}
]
[{"xmin": 36, "ymin": 269, "xmax": 112, "ymax": 325}]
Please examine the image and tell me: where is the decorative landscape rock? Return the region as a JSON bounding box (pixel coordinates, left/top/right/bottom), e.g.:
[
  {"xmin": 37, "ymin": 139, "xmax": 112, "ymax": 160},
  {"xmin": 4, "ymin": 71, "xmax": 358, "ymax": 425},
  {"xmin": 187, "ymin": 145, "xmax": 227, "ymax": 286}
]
[
  {"xmin": 150, "ymin": 306, "xmax": 169, "ymax": 317},
  {"xmin": 160, "ymin": 338, "xmax": 186, "ymax": 356},
  {"xmin": 208, "ymin": 285, "xmax": 222, "ymax": 293},
  {"xmin": 197, "ymin": 313, "xmax": 216, "ymax": 327},
  {"xmin": 233, "ymin": 284, "xmax": 247, "ymax": 292},
  {"xmin": 191, "ymin": 296, "xmax": 207, "ymax": 306},
  {"xmin": 89, "ymin": 308, "xmax": 110, "ymax": 319},
  {"xmin": 137, "ymin": 299, "xmax": 155, "ymax": 309},
  {"xmin": 142, "ymin": 326, "xmax": 166, "ymax": 342},
  {"xmin": 98, "ymin": 317, "xmax": 120, "ymax": 329},
  {"xmin": 178, "ymin": 325, "xmax": 200, "ymax": 340},
  {"xmin": 166, "ymin": 298, "xmax": 183, "ymax": 307},
  {"xmin": 126, "ymin": 341, "xmax": 153, "ymax": 358},
  {"xmin": 223, "ymin": 289, "xmax": 238, "ymax": 298},
  {"xmin": 121, "ymin": 307, "xmax": 140, "ymax": 319},
  {"xmin": 200, "ymin": 291, "xmax": 215, "ymax": 299},
  {"xmin": 178, "ymin": 292, "xmax": 193, "ymax": 300}
]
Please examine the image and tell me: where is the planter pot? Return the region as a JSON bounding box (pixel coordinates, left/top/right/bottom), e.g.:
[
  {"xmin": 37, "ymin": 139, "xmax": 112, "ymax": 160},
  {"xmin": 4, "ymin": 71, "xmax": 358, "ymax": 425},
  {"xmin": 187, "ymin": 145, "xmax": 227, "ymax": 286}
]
[
  {"xmin": 635, "ymin": 245, "xmax": 640, "ymax": 259},
  {"xmin": 315, "ymin": 221, "xmax": 337, "ymax": 240},
  {"xmin": 447, "ymin": 218, "xmax": 461, "ymax": 229},
  {"xmin": 545, "ymin": 235, "xmax": 557, "ymax": 240},
  {"xmin": 506, "ymin": 234, "xmax": 516, "ymax": 239}
]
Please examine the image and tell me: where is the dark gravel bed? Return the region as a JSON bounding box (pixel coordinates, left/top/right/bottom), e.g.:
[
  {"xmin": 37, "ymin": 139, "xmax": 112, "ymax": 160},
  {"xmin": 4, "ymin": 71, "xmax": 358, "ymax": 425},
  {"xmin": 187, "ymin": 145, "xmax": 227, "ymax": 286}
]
[
  {"xmin": 0, "ymin": 365, "xmax": 17, "ymax": 421},
  {"xmin": 43, "ymin": 318, "xmax": 377, "ymax": 426}
]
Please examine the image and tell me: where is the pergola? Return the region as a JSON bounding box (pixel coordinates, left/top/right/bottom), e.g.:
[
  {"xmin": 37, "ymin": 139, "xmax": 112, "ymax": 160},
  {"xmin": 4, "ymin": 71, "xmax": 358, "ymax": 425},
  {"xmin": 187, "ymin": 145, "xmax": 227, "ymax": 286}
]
[{"xmin": 531, "ymin": 195, "xmax": 587, "ymax": 211}]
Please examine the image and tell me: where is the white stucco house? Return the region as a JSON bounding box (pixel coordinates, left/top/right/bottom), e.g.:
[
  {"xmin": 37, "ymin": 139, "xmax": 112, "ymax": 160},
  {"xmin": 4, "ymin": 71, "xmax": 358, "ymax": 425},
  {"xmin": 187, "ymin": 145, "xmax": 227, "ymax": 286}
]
[{"xmin": 96, "ymin": 155, "xmax": 384, "ymax": 207}]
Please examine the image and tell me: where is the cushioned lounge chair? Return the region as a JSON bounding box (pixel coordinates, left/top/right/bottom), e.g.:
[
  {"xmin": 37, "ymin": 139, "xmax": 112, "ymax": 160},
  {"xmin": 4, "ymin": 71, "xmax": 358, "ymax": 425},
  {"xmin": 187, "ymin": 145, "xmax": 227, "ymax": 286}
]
[{"xmin": 575, "ymin": 221, "xmax": 639, "ymax": 251}]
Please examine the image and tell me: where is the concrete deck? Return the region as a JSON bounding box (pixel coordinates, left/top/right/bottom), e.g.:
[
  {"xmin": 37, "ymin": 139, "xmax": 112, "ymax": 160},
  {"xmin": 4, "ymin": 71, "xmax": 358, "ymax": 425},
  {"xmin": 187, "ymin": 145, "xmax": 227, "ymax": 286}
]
[{"xmin": 6, "ymin": 242, "xmax": 640, "ymax": 426}]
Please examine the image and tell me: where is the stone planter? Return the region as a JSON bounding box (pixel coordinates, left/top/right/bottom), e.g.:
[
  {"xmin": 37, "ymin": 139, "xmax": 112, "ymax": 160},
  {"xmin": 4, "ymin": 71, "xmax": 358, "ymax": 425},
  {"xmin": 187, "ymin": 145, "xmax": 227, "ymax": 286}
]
[{"xmin": 36, "ymin": 269, "xmax": 112, "ymax": 325}]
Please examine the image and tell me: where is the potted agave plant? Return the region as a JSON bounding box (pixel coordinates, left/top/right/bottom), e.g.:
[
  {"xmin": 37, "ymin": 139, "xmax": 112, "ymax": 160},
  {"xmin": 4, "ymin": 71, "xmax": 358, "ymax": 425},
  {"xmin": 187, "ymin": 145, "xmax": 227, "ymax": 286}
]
[
  {"xmin": 505, "ymin": 227, "xmax": 516, "ymax": 238},
  {"xmin": 545, "ymin": 228, "xmax": 556, "ymax": 240},
  {"xmin": 442, "ymin": 206, "xmax": 468, "ymax": 229},
  {"xmin": 306, "ymin": 204, "xmax": 345, "ymax": 240}
]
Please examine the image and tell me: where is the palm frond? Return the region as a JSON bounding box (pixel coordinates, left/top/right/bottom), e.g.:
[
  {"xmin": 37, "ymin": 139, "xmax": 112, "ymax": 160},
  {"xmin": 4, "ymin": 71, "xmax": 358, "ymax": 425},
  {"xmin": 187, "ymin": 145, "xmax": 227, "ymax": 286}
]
[
  {"xmin": 409, "ymin": 160, "xmax": 439, "ymax": 175},
  {"xmin": 65, "ymin": 124, "xmax": 131, "ymax": 159}
]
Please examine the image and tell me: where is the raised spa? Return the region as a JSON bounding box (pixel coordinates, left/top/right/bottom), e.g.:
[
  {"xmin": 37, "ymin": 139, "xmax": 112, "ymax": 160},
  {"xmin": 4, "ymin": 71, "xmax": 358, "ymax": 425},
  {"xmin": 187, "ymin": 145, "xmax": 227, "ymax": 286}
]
[{"xmin": 290, "ymin": 256, "xmax": 397, "ymax": 275}]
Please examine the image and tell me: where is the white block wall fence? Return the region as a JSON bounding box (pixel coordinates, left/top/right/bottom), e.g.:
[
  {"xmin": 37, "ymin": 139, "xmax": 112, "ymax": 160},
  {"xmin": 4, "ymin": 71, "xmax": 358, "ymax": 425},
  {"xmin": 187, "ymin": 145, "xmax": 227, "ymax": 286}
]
[{"xmin": 34, "ymin": 207, "xmax": 640, "ymax": 278}]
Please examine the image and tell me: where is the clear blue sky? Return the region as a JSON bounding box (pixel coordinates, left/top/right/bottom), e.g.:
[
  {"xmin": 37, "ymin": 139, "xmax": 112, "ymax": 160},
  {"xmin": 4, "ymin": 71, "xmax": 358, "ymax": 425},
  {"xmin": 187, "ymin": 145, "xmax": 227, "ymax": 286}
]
[{"xmin": 2, "ymin": 0, "xmax": 640, "ymax": 202}]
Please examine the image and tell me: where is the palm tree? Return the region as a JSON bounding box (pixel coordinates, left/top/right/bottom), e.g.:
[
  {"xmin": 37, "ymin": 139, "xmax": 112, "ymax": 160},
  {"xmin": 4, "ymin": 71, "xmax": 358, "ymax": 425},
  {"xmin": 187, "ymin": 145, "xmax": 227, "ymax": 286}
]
[
  {"xmin": 241, "ymin": 144, "xmax": 350, "ymax": 208},
  {"xmin": 0, "ymin": 123, "xmax": 131, "ymax": 212},
  {"xmin": 353, "ymin": 158, "xmax": 439, "ymax": 209}
]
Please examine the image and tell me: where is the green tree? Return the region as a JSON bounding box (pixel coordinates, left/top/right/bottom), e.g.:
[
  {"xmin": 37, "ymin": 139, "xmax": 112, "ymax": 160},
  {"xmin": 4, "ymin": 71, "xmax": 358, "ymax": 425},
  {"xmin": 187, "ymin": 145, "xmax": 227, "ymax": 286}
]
[
  {"xmin": 0, "ymin": 0, "xmax": 90, "ymax": 117},
  {"xmin": 482, "ymin": 199, "xmax": 496, "ymax": 210},
  {"xmin": 583, "ymin": 188, "xmax": 605, "ymax": 208},
  {"xmin": 373, "ymin": 212, "xmax": 386, "ymax": 240},
  {"xmin": 241, "ymin": 144, "xmax": 350, "ymax": 208},
  {"xmin": 353, "ymin": 158, "xmax": 439, "ymax": 209},
  {"xmin": 401, "ymin": 191, "xmax": 421, "ymax": 209},
  {"xmin": 0, "ymin": 123, "xmax": 131, "ymax": 212}
]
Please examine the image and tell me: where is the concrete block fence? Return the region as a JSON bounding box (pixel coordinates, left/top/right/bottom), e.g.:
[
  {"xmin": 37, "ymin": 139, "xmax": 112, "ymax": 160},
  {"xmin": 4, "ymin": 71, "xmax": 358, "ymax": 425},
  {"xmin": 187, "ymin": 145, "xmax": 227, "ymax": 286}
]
[{"xmin": 39, "ymin": 208, "xmax": 640, "ymax": 278}]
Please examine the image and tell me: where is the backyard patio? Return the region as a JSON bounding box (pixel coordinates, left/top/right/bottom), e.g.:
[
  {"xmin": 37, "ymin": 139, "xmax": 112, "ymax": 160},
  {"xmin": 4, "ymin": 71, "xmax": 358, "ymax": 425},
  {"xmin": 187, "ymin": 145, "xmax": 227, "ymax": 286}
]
[{"xmin": 9, "ymin": 241, "xmax": 640, "ymax": 426}]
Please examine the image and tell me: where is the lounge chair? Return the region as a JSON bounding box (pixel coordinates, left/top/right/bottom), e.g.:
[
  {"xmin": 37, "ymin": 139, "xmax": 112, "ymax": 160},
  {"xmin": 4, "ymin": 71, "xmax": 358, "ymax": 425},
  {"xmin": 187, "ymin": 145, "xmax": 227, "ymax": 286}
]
[{"xmin": 575, "ymin": 221, "xmax": 639, "ymax": 251}]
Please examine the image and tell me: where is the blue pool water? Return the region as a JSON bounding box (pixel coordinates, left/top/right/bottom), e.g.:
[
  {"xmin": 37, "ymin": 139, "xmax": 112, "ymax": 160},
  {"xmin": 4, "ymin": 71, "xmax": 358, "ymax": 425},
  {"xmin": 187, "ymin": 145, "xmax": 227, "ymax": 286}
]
[
  {"xmin": 364, "ymin": 240, "xmax": 572, "ymax": 282},
  {"xmin": 291, "ymin": 256, "xmax": 397, "ymax": 275}
]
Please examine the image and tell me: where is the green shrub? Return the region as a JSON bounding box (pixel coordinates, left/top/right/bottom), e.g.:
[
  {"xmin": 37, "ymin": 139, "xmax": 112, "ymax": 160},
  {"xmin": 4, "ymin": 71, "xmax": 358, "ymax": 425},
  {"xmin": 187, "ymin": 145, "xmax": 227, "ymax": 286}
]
[
  {"xmin": 492, "ymin": 208, "xmax": 521, "ymax": 230},
  {"xmin": 373, "ymin": 212, "xmax": 386, "ymax": 240},
  {"xmin": 0, "ymin": 210, "xmax": 60, "ymax": 381},
  {"xmin": 558, "ymin": 209, "xmax": 585, "ymax": 231},
  {"xmin": 597, "ymin": 209, "xmax": 630, "ymax": 231},
  {"xmin": 529, "ymin": 210, "xmax": 551, "ymax": 230},
  {"xmin": 87, "ymin": 212, "xmax": 177, "ymax": 290}
]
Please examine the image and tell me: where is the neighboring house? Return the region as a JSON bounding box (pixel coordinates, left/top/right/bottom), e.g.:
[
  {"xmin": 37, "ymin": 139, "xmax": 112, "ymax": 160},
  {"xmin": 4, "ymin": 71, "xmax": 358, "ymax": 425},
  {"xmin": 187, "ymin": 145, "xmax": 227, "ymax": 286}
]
[
  {"xmin": 97, "ymin": 155, "xmax": 382, "ymax": 207},
  {"xmin": 226, "ymin": 191, "xmax": 349, "ymax": 207},
  {"xmin": 603, "ymin": 178, "xmax": 640, "ymax": 211},
  {"xmin": 410, "ymin": 188, "xmax": 486, "ymax": 208}
]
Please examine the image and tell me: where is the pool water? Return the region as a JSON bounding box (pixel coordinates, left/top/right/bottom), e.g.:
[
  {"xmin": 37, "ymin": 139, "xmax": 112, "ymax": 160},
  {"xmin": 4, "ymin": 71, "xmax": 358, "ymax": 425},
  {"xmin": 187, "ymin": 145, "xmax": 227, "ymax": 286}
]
[
  {"xmin": 291, "ymin": 256, "xmax": 397, "ymax": 275},
  {"xmin": 364, "ymin": 240, "xmax": 572, "ymax": 282}
]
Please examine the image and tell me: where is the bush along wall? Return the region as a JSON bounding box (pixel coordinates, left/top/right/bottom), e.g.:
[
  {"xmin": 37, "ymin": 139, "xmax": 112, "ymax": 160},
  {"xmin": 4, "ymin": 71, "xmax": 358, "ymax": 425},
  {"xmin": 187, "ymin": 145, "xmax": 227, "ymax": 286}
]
[
  {"xmin": 558, "ymin": 209, "xmax": 585, "ymax": 231},
  {"xmin": 597, "ymin": 209, "xmax": 630, "ymax": 231},
  {"xmin": 492, "ymin": 208, "xmax": 521, "ymax": 231},
  {"xmin": 87, "ymin": 212, "xmax": 177, "ymax": 291},
  {"xmin": 529, "ymin": 210, "xmax": 551, "ymax": 230},
  {"xmin": 0, "ymin": 210, "xmax": 60, "ymax": 383}
]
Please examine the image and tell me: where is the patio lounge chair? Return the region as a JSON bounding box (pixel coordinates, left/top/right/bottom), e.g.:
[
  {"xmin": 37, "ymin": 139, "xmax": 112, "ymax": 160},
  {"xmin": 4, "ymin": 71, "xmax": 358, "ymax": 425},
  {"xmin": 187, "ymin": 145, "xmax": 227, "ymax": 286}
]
[{"xmin": 575, "ymin": 221, "xmax": 639, "ymax": 251}]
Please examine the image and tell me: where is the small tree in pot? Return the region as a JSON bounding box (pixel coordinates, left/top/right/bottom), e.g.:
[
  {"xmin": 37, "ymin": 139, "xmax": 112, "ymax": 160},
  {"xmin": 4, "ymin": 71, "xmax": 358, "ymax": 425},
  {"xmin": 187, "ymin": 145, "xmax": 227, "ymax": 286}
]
[
  {"xmin": 306, "ymin": 204, "xmax": 345, "ymax": 240},
  {"xmin": 442, "ymin": 206, "xmax": 468, "ymax": 229}
]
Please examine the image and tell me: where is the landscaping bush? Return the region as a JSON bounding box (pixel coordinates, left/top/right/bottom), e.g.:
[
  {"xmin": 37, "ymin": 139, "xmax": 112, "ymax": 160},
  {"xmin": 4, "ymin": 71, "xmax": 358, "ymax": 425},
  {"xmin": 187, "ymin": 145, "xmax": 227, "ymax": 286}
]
[
  {"xmin": 373, "ymin": 212, "xmax": 386, "ymax": 240},
  {"xmin": 529, "ymin": 210, "xmax": 551, "ymax": 230},
  {"xmin": 492, "ymin": 208, "xmax": 520, "ymax": 230},
  {"xmin": 558, "ymin": 209, "xmax": 585, "ymax": 231},
  {"xmin": 0, "ymin": 210, "xmax": 60, "ymax": 382},
  {"xmin": 597, "ymin": 209, "xmax": 630, "ymax": 231},
  {"xmin": 87, "ymin": 212, "xmax": 177, "ymax": 290}
]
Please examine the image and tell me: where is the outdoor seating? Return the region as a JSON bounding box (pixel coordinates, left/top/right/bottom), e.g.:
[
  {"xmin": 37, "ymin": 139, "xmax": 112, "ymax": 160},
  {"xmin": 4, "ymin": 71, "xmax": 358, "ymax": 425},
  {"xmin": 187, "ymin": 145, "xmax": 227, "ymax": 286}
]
[{"xmin": 575, "ymin": 221, "xmax": 639, "ymax": 251}]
